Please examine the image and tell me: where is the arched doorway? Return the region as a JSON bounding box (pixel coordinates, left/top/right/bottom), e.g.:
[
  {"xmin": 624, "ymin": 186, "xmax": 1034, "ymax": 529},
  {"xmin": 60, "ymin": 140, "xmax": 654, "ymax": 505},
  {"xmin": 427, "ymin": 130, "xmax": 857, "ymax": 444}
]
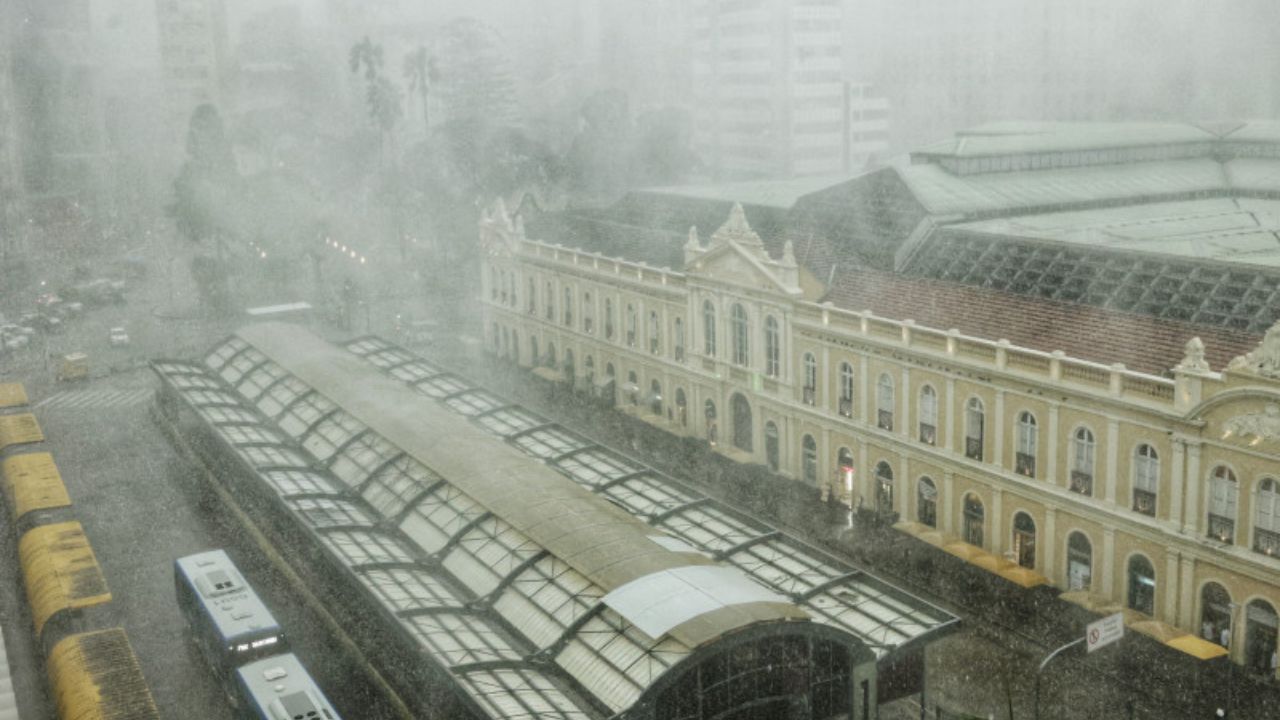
[
  {"xmin": 584, "ymin": 355, "xmax": 595, "ymax": 384},
  {"xmin": 836, "ymin": 448, "xmax": 854, "ymax": 500},
  {"xmin": 1066, "ymin": 531, "xmax": 1092, "ymax": 591},
  {"xmin": 1245, "ymin": 599, "xmax": 1278, "ymax": 676},
  {"xmin": 874, "ymin": 462, "xmax": 894, "ymax": 515},
  {"xmin": 1127, "ymin": 554, "xmax": 1156, "ymax": 616},
  {"xmin": 675, "ymin": 389, "xmax": 687, "ymax": 427},
  {"xmin": 801, "ymin": 435, "xmax": 817, "ymax": 484},
  {"xmin": 705, "ymin": 400, "xmax": 718, "ymax": 445},
  {"xmin": 1012, "ymin": 512, "xmax": 1036, "ymax": 569},
  {"xmin": 626, "ymin": 371, "xmax": 639, "ymax": 405},
  {"xmin": 1199, "ymin": 582, "xmax": 1232, "ymax": 646},
  {"xmin": 649, "ymin": 379, "xmax": 663, "ymax": 416},
  {"xmin": 764, "ymin": 422, "xmax": 779, "ymax": 472},
  {"xmin": 731, "ymin": 393, "xmax": 753, "ymax": 452},
  {"xmin": 963, "ymin": 494, "xmax": 984, "ymax": 548},
  {"xmin": 917, "ymin": 477, "xmax": 937, "ymax": 528},
  {"xmin": 602, "ymin": 363, "xmax": 615, "ymax": 406},
  {"xmin": 563, "ymin": 349, "xmax": 575, "ymax": 381}
]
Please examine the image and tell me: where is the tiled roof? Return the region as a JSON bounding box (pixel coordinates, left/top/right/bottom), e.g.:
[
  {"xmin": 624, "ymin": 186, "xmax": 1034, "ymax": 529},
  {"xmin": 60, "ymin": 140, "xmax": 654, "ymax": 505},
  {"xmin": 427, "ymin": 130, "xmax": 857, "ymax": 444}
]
[{"xmin": 822, "ymin": 268, "xmax": 1261, "ymax": 376}]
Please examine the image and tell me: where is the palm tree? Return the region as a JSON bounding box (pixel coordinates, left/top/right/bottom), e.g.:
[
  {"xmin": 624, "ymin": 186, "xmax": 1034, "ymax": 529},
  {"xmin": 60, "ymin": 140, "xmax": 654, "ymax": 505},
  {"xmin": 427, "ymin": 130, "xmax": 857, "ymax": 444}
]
[
  {"xmin": 403, "ymin": 45, "xmax": 437, "ymax": 137},
  {"xmin": 349, "ymin": 37, "xmax": 402, "ymax": 148}
]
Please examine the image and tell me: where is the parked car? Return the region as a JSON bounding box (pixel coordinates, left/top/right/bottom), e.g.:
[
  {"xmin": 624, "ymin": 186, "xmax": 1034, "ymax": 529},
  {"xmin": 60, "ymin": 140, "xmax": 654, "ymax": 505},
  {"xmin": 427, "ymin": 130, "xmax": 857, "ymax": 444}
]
[
  {"xmin": 108, "ymin": 326, "xmax": 130, "ymax": 347},
  {"xmin": 56, "ymin": 353, "xmax": 89, "ymax": 382}
]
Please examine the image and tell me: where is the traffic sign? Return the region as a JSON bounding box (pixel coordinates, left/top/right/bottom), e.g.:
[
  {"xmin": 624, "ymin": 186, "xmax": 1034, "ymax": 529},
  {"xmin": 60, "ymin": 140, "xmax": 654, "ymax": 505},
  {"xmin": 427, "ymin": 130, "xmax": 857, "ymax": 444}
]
[{"xmin": 1086, "ymin": 612, "xmax": 1125, "ymax": 653}]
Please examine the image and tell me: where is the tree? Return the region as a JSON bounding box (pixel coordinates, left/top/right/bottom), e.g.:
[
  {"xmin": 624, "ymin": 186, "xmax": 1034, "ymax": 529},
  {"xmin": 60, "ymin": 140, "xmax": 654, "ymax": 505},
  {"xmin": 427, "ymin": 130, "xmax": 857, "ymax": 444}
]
[
  {"xmin": 403, "ymin": 45, "xmax": 438, "ymax": 137},
  {"xmin": 170, "ymin": 104, "xmax": 239, "ymax": 314},
  {"xmin": 349, "ymin": 37, "xmax": 403, "ymax": 145}
]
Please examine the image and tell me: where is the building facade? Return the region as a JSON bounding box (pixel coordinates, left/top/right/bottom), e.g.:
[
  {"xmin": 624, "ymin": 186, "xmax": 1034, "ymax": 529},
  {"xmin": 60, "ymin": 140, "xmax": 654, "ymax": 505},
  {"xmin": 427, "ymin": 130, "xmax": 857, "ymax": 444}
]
[
  {"xmin": 156, "ymin": 0, "xmax": 228, "ymax": 142},
  {"xmin": 691, "ymin": 0, "xmax": 884, "ymax": 179},
  {"xmin": 480, "ymin": 124, "xmax": 1280, "ymax": 676}
]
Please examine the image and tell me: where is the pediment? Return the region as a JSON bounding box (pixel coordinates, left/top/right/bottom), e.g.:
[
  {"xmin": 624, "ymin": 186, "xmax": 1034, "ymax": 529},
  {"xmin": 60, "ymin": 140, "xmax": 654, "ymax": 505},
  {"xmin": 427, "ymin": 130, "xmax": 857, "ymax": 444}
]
[{"xmin": 687, "ymin": 241, "xmax": 800, "ymax": 295}]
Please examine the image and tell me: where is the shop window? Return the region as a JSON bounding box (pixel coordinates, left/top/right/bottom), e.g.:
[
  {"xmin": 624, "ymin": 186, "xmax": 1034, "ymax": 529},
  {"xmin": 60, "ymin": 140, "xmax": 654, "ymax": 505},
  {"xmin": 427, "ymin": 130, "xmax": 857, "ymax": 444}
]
[
  {"xmin": 1200, "ymin": 582, "xmax": 1232, "ymax": 648},
  {"xmin": 1066, "ymin": 531, "xmax": 1091, "ymax": 591},
  {"xmin": 764, "ymin": 421, "xmax": 779, "ymax": 472},
  {"xmin": 1012, "ymin": 512, "xmax": 1036, "ymax": 569},
  {"xmin": 802, "ymin": 435, "xmax": 817, "ymax": 485},
  {"xmin": 1208, "ymin": 465, "xmax": 1238, "ymax": 544},
  {"xmin": 874, "ymin": 461, "xmax": 894, "ymax": 515},
  {"xmin": 1016, "ymin": 412, "xmax": 1037, "ymax": 477},
  {"xmin": 917, "ymin": 477, "xmax": 937, "ymax": 528},
  {"xmin": 963, "ymin": 494, "xmax": 984, "ymax": 548},
  {"xmin": 1127, "ymin": 554, "xmax": 1156, "ymax": 616}
]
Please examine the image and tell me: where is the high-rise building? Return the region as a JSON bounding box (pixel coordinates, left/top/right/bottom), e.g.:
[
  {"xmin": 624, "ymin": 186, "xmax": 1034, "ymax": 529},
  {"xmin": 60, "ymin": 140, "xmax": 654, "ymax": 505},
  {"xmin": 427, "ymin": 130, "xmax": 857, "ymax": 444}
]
[
  {"xmin": 156, "ymin": 0, "xmax": 229, "ymax": 142},
  {"xmin": 0, "ymin": 1, "xmax": 25, "ymax": 272},
  {"xmin": 692, "ymin": 0, "xmax": 884, "ymax": 179}
]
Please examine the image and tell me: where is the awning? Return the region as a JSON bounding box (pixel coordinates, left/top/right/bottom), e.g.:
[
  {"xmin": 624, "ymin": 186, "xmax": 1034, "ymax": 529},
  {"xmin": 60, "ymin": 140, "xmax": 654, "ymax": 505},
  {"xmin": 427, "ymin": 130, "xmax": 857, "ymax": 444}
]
[
  {"xmin": 1131, "ymin": 619, "xmax": 1186, "ymax": 643},
  {"xmin": 622, "ymin": 382, "xmax": 640, "ymax": 394},
  {"xmin": 0, "ymin": 383, "xmax": 28, "ymax": 409},
  {"xmin": 997, "ymin": 564, "xmax": 1050, "ymax": 589},
  {"xmin": 971, "ymin": 552, "xmax": 1017, "ymax": 574},
  {"xmin": 1060, "ymin": 590, "xmax": 1114, "ymax": 612},
  {"xmin": 1166, "ymin": 633, "xmax": 1230, "ymax": 660},
  {"xmin": 942, "ymin": 541, "xmax": 983, "ymax": 561},
  {"xmin": 531, "ymin": 366, "xmax": 565, "ymax": 383}
]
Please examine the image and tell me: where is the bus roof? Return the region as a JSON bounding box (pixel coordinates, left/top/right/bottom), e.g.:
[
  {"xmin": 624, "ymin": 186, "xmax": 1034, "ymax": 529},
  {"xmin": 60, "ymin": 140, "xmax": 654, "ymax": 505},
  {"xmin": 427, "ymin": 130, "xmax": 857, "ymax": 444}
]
[
  {"xmin": 175, "ymin": 549, "xmax": 281, "ymax": 643},
  {"xmin": 245, "ymin": 302, "xmax": 312, "ymax": 317},
  {"xmin": 237, "ymin": 654, "xmax": 341, "ymax": 720}
]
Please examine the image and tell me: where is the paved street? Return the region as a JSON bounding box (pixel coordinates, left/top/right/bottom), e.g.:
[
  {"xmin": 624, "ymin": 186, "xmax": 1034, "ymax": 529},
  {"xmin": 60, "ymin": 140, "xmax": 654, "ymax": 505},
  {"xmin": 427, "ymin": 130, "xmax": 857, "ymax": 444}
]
[{"xmin": 1, "ymin": 365, "xmax": 400, "ymax": 719}]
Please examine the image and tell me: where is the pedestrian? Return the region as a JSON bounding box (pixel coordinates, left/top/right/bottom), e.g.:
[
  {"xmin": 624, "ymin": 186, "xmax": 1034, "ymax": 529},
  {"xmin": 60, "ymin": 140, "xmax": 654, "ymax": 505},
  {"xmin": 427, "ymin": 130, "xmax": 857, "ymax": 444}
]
[
  {"xmin": 1220, "ymin": 626, "xmax": 1231, "ymax": 648},
  {"xmin": 1202, "ymin": 619, "xmax": 1214, "ymax": 641}
]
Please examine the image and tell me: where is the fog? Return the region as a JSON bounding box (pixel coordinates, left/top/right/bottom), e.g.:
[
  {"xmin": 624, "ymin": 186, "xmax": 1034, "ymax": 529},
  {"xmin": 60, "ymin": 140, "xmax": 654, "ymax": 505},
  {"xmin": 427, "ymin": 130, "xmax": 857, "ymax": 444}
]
[{"xmin": 3, "ymin": 2, "xmax": 1280, "ymax": 719}]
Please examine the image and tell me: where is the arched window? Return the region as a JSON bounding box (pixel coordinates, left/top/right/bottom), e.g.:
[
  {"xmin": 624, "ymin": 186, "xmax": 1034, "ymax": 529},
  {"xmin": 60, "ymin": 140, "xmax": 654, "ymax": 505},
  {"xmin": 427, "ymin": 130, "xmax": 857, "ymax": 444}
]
[
  {"xmin": 563, "ymin": 348, "xmax": 574, "ymax": 378},
  {"xmin": 963, "ymin": 494, "xmax": 984, "ymax": 548},
  {"xmin": 1199, "ymin": 582, "xmax": 1232, "ymax": 648},
  {"xmin": 731, "ymin": 393, "xmax": 752, "ymax": 452},
  {"xmin": 876, "ymin": 373, "xmax": 894, "ymax": 431},
  {"xmin": 917, "ymin": 476, "xmax": 937, "ymax": 528},
  {"xmin": 918, "ymin": 385, "xmax": 938, "ymax": 445},
  {"xmin": 1132, "ymin": 444, "xmax": 1159, "ymax": 516},
  {"xmin": 1244, "ymin": 599, "xmax": 1279, "ymax": 675},
  {"xmin": 1208, "ymin": 465, "xmax": 1238, "ymax": 544},
  {"xmin": 625, "ymin": 304, "xmax": 637, "ymax": 347},
  {"xmin": 602, "ymin": 362, "xmax": 615, "ymax": 405},
  {"xmin": 583, "ymin": 291, "xmax": 594, "ymax": 334},
  {"xmin": 546, "ymin": 342, "xmax": 556, "ymax": 368},
  {"xmin": 1012, "ymin": 512, "xmax": 1036, "ymax": 569},
  {"xmin": 1016, "ymin": 412, "xmax": 1037, "ymax": 477},
  {"xmin": 802, "ymin": 353, "xmax": 817, "ymax": 406},
  {"xmin": 702, "ymin": 300, "xmax": 717, "ymax": 357},
  {"xmin": 764, "ymin": 315, "xmax": 780, "ymax": 377},
  {"xmin": 584, "ymin": 355, "xmax": 595, "ymax": 383},
  {"xmin": 705, "ymin": 400, "xmax": 718, "ymax": 445},
  {"xmin": 527, "ymin": 277, "xmax": 537, "ymax": 314},
  {"xmin": 626, "ymin": 370, "xmax": 638, "ymax": 405},
  {"xmin": 675, "ymin": 388, "xmax": 687, "ymax": 427},
  {"xmin": 1070, "ymin": 427, "xmax": 1095, "ymax": 496},
  {"xmin": 1126, "ymin": 554, "xmax": 1156, "ymax": 616},
  {"xmin": 545, "ymin": 281, "xmax": 555, "ymax": 321},
  {"xmin": 563, "ymin": 287, "xmax": 573, "ymax": 326},
  {"xmin": 731, "ymin": 304, "xmax": 749, "ymax": 366},
  {"xmin": 874, "ymin": 461, "xmax": 894, "ymax": 515},
  {"xmin": 839, "ymin": 362, "xmax": 854, "ymax": 418},
  {"xmin": 673, "ymin": 318, "xmax": 685, "ymax": 362},
  {"xmin": 765, "ymin": 422, "xmax": 780, "ymax": 472},
  {"xmin": 604, "ymin": 298, "xmax": 615, "ymax": 339},
  {"xmin": 965, "ymin": 398, "xmax": 985, "ymax": 461},
  {"xmin": 836, "ymin": 447, "xmax": 854, "ymax": 499},
  {"xmin": 648, "ymin": 310, "xmax": 661, "ymax": 354},
  {"xmin": 801, "ymin": 435, "xmax": 818, "ymax": 485},
  {"xmin": 649, "ymin": 379, "xmax": 663, "ymax": 416},
  {"xmin": 1067, "ymin": 531, "xmax": 1092, "ymax": 591},
  {"xmin": 1254, "ymin": 477, "xmax": 1280, "ymax": 556},
  {"xmin": 530, "ymin": 336, "xmax": 539, "ymax": 367}
]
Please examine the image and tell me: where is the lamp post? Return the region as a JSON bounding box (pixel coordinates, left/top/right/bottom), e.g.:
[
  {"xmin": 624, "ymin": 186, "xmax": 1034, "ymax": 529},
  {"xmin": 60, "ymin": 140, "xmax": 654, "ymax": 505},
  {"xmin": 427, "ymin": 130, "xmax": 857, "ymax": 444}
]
[{"xmin": 1034, "ymin": 637, "xmax": 1084, "ymax": 720}]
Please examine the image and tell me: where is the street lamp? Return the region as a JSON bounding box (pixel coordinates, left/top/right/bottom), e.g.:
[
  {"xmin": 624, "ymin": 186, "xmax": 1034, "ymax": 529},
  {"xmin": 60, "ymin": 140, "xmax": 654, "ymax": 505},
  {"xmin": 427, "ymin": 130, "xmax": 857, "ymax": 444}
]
[{"xmin": 1034, "ymin": 637, "xmax": 1084, "ymax": 720}]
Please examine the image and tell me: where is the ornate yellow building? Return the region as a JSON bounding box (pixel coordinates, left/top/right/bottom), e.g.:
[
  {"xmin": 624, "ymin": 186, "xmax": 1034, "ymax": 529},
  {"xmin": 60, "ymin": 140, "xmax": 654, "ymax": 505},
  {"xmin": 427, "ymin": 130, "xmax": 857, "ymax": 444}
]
[{"xmin": 480, "ymin": 123, "xmax": 1280, "ymax": 676}]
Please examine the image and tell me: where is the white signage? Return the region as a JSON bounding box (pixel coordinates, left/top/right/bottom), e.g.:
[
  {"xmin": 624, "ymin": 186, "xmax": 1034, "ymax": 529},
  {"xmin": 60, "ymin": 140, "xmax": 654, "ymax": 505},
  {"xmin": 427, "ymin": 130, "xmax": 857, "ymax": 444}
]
[{"xmin": 1086, "ymin": 612, "xmax": 1125, "ymax": 653}]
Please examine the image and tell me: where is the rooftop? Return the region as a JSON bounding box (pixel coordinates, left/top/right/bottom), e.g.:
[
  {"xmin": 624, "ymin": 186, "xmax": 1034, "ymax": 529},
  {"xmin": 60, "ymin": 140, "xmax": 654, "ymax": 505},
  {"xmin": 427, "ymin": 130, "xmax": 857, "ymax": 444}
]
[{"xmin": 821, "ymin": 267, "xmax": 1260, "ymax": 376}]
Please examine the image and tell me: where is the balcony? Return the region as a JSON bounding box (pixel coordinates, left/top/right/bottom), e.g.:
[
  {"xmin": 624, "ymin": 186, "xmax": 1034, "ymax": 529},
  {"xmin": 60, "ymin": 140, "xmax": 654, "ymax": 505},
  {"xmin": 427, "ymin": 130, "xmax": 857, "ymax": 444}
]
[
  {"xmin": 1132, "ymin": 488, "xmax": 1157, "ymax": 517},
  {"xmin": 918, "ymin": 423, "xmax": 935, "ymax": 445},
  {"xmin": 965, "ymin": 436, "xmax": 983, "ymax": 461},
  {"xmin": 877, "ymin": 409, "xmax": 893, "ymax": 432},
  {"xmin": 1207, "ymin": 514, "xmax": 1235, "ymax": 544},
  {"xmin": 1015, "ymin": 452, "xmax": 1035, "ymax": 478},
  {"xmin": 1254, "ymin": 527, "xmax": 1280, "ymax": 557},
  {"xmin": 839, "ymin": 398, "xmax": 853, "ymax": 418},
  {"xmin": 802, "ymin": 386, "xmax": 816, "ymax": 406},
  {"xmin": 1069, "ymin": 470, "xmax": 1093, "ymax": 496}
]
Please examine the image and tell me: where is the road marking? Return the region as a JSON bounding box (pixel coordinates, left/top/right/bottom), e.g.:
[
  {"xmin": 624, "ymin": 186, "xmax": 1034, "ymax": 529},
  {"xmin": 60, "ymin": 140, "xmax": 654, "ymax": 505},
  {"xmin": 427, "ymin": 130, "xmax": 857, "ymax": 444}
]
[{"xmin": 34, "ymin": 388, "xmax": 153, "ymax": 411}]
